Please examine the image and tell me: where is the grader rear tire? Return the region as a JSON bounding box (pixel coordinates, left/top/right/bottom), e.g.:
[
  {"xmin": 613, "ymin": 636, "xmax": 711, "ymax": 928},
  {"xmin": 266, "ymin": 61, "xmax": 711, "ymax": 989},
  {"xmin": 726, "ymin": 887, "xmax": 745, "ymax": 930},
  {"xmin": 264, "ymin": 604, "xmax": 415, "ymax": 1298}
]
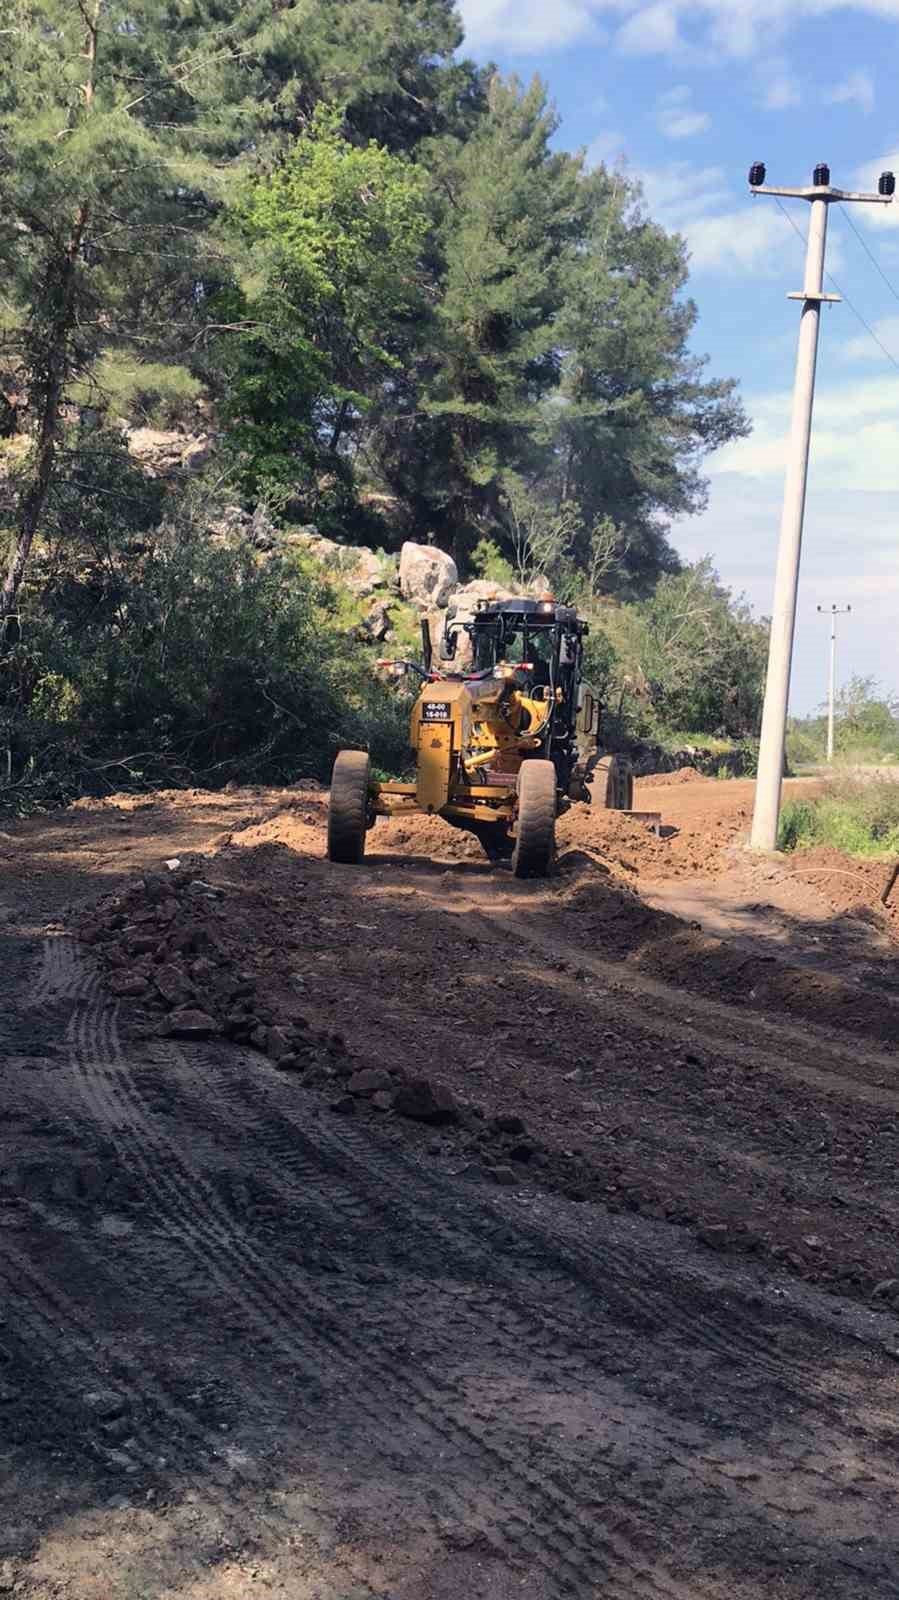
[
  {"xmin": 327, "ymin": 750, "xmax": 371, "ymax": 864},
  {"xmin": 512, "ymin": 759, "xmax": 557, "ymax": 879}
]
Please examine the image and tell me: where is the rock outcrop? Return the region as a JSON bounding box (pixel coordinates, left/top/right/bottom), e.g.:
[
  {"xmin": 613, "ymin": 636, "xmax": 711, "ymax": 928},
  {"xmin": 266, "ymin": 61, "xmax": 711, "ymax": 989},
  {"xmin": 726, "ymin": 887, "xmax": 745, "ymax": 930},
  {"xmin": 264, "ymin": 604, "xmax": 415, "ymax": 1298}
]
[{"xmin": 124, "ymin": 428, "xmax": 214, "ymax": 478}]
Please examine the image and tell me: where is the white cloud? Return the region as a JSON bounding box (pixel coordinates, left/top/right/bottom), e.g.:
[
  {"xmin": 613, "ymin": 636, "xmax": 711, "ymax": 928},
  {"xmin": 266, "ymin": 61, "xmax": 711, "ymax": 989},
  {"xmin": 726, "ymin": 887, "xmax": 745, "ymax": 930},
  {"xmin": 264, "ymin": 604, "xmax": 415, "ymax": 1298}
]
[
  {"xmin": 685, "ymin": 207, "xmax": 795, "ymax": 271},
  {"xmin": 585, "ymin": 130, "xmax": 630, "ymax": 168},
  {"xmin": 827, "ymin": 68, "xmax": 875, "ymax": 113},
  {"xmin": 458, "ymin": 1, "xmax": 899, "ymax": 61},
  {"xmin": 762, "ymin": 58, "xmax": 801, "ymax": 108},
  {"xmin": 638, "ymin": 161, "xmax": 730, "ymax": 229},
  {"xmin": 637, "ymin": 161, "xmax": 802, "ymax": 272},
  {"xmin": 617, "ymin": 3, "xmax": 680, "ymax": 53},
  {"xmin": 839, "ymin": 315, "xmax": 899, "ymax": 363},
  {"xmin": 456, "ymin": 0, "xmax": 603, "ymax": 51},
  {"xmin": 656, "ymin": 85, "xmax": 711, "ymax": 138},
  {"xmin": 709, "ymin": 372, "xmax": 899, "ymax": 490}
]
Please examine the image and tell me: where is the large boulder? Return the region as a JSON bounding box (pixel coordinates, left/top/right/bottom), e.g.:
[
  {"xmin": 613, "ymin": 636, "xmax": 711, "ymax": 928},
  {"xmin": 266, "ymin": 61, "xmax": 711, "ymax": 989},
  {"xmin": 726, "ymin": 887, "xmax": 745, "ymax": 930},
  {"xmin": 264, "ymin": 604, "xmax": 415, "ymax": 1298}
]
[
  {"xmin": 399, "ymin": 541, "xmax": 458, "ymax": 610},
  {"xmin": 445, "ymin": 579, "xmax": 520, "ymax": 628}
]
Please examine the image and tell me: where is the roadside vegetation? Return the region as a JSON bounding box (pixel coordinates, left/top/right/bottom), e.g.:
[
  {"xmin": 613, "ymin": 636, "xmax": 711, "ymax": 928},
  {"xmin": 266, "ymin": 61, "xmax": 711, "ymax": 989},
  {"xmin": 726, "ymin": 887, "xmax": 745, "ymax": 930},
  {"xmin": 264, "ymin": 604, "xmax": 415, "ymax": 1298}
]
[
  {"xmin": 786, "ymin": 677, "xmax": 899, "ymax": 770},
  {"xmin": 779, "ymin": 772, "xmax": 899, "ymax": 857},
  {"xmin": 1, "ymin": 0, "xmax": 764, "ymax": 810}
]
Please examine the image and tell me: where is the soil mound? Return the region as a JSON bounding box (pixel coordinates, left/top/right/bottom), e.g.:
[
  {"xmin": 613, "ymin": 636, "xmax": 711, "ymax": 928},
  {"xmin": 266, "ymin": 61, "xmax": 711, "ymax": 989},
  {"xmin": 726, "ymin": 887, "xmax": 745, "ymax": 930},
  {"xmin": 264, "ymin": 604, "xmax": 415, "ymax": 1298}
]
[
  {"xmin": 557, "ymin": 799, "xmax": 747, "ymax": 881},
  {"xmin": 641, "ymin": 766, "xmax": 712, "ymax": 787},
  {"xmin": 374, "ymin": 812, "xmax": 485, "ymax": 861}
]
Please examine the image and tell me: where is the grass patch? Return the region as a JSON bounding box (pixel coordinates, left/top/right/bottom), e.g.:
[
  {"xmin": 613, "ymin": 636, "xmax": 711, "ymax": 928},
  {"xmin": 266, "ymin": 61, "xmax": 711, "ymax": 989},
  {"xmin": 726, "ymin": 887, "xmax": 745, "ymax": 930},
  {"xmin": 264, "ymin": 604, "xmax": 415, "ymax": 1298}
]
[{"xmin": 778, "ymin": 775, "xmax": 899, "ymax": 857}]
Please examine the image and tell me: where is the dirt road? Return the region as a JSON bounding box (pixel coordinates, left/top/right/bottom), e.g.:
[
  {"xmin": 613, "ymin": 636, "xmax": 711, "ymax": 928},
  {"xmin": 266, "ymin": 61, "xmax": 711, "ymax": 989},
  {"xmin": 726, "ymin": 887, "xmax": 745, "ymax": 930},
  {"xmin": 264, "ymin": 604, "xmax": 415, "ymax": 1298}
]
[{"xmin": 3, "ymin": 778, "xmax": 899, "ymax": 1599}]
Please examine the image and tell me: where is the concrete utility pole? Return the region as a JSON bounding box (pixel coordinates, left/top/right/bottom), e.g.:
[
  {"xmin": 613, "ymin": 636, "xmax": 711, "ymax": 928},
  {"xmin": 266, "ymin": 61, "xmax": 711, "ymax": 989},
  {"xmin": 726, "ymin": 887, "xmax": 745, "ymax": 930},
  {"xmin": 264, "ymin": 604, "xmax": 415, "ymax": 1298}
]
[
  {"xmin": 746, "ymin": 162, "xmax": 894, "ymax": 851},
  {"xmin": 817, "ymin": 603, "xmax": 851, "ymax": 763}
]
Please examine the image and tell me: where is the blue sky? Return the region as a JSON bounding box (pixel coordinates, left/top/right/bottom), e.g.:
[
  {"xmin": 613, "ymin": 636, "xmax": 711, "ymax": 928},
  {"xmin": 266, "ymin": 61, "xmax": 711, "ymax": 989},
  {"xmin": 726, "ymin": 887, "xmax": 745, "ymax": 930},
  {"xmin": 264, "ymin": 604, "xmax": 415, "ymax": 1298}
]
[{"xmin": 457, "ymin": 0, "xmax": 899, "ymax": 714}]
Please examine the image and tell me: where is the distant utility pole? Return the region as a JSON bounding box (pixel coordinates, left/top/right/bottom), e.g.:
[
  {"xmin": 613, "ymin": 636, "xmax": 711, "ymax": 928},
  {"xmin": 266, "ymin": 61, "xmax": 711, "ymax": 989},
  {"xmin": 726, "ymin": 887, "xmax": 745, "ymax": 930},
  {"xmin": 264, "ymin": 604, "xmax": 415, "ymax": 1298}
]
[
  {"xmin": 746, "ymin": 161, "xmax": 894, "ymax": 851},
  {"xmin": 817, "ymin": 603, "xmax": 851, "ymax": 763}
]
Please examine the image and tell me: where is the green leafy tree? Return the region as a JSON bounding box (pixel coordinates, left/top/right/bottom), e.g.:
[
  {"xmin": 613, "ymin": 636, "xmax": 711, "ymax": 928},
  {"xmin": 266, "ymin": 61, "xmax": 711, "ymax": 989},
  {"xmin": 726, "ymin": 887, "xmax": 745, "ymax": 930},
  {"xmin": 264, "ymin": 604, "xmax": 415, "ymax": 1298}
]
[
  {"xmin": 603, "ymin": 559, "xmax": 768, "ymax": 739},
  {"xmin": 218, "ymin": 108, "xmax": 431, "ymax": 504},
  {"xmin": 369, "ymin": 75, "xmax": 746, "ymax": 585},
  {"xmin": 0, "ymin": 0, "xmax": 241, "ymax": 636},
  {"xmin": 372, "ymin": 76, "xmax": 586, "ymax": 561},
  {"xmin": 0, "ymin": 0, "xmax": 478, "ymax": 632},
  {"xmin": 833, "ymin": 676, "xmax": 899, "ymax": 755}
]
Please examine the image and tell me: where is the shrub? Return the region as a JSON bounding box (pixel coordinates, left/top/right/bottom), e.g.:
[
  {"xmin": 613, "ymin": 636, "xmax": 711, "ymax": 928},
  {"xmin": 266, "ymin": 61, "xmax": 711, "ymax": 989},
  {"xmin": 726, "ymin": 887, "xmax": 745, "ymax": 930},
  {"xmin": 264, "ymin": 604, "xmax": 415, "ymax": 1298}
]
[
  {"xmin": 0, "ymin": 524, "xmax": 414, "ymax": 811},
  {"xmin": 778, "ymin": 776, "xmax": 899, "ymax": 857}
]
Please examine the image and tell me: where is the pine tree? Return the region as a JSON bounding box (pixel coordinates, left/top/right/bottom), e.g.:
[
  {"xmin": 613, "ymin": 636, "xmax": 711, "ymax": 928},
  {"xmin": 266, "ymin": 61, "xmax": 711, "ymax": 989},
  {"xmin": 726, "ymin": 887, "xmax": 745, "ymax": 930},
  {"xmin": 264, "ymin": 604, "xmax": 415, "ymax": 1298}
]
[
  {"xmin": 551, "ymin": 167, "xmax": 748, "ymax": 596},
  {"xmin": 378, "ymin": 76, "xmax": 585, "ymax": 561}
]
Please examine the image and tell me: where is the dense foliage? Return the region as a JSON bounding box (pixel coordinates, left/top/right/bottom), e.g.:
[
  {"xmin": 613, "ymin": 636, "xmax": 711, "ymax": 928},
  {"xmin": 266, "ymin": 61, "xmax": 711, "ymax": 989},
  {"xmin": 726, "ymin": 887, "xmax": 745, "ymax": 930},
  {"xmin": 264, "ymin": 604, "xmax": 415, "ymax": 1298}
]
[{"xmin": 0, "ymin": 0, "xmax": 761, "ymax": 803}]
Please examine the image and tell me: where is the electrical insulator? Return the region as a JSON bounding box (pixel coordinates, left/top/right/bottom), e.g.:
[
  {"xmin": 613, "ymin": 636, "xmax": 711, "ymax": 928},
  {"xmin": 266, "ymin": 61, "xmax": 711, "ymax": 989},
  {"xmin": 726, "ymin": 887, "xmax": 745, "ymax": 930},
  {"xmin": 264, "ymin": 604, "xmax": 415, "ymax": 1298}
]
[
  {"xmin": 813, "ymin": 163, "xmax": 831, "ymax": 187},
  {"xmin": 748, "ymin": 162, "xmax": 766, "ymax": 187},
  {"xmin": 879, "ymin": 171, "xmax": 896, "ymax": 197}
]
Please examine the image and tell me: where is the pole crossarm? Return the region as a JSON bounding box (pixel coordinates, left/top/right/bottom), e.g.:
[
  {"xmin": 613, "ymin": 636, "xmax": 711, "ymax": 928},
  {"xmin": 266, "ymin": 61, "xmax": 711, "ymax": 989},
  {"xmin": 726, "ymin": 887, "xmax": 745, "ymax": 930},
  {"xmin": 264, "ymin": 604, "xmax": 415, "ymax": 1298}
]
[{"xmin": 751, "ymin": 184, "xmax": 893, "ymax": 204}]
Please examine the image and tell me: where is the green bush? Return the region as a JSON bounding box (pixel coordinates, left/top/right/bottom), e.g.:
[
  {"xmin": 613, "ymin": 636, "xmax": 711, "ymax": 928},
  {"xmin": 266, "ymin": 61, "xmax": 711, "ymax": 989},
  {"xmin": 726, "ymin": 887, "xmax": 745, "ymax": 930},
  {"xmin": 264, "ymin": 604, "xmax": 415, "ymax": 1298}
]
[
  {"xmin": 470, "ymin": 538, "xmax": 517, "ymax": 587},
  {"xmin": 778, "ymin": 776, "xmax": 899, "ymax": 857},
  {"xmin": 785, "ymin": 723, "xmax": 823, "ymax": 769},
  {"xmin": 0, "ymin": 523, "xmax": 414, "ymax": 810},
  {"xmin": 777, "ymin": 798, "xmax": 820, "ymax": 852}
]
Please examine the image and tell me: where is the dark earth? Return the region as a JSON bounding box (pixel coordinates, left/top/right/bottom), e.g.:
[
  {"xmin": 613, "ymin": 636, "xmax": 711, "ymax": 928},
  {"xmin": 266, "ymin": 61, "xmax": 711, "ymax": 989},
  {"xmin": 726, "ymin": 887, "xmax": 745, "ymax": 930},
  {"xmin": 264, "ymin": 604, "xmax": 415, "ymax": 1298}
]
[{"xmin": 2, "ymin": 776, "xmax": 899, "ymax": 1598}]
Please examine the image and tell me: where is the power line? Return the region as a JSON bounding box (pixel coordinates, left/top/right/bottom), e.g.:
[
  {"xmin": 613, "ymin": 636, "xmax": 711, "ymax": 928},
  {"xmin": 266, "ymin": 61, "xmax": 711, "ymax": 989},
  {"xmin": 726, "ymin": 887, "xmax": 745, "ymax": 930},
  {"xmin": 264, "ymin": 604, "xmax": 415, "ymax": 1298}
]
[
  {"xmin": 839, "ymin": 203, "xmax": 899, "ymax": 307},
  {"xmin": 774, "ymin": 196, "xmax": 899, "ymax": 373}
]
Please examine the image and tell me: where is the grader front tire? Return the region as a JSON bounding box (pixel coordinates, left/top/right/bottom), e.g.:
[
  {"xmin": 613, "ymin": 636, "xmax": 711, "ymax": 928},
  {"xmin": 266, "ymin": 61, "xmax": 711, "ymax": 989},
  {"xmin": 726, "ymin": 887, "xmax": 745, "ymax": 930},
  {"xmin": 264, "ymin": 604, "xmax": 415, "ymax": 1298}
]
[
  {"xmin": 512, "ymin": 759, "xmax": 557, "ymax": 879},
  {"xmin": 327, "ymin": 750, "xmax": 371, "ymax": 865}
]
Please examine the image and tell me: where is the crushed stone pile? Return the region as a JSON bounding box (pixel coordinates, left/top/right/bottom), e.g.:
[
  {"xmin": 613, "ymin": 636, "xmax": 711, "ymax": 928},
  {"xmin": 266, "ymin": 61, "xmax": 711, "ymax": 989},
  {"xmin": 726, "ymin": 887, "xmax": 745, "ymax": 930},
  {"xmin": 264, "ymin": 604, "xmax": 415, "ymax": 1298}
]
[
  {"xmin": 75, "ymin": 847, "xmax": 514, "ymax": 1139},
  {"xmin": 77, "ymin": 862, "xmax": 326, "ymax": 1069}
]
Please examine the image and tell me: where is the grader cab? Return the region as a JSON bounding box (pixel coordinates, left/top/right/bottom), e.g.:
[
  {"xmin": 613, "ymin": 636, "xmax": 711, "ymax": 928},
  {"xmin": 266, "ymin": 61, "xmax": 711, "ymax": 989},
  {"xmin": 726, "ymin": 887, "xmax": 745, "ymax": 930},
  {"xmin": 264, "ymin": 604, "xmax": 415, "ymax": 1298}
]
[{"xmin": 327, "ymin": 597, "xmax": 633, "ymax": 878}]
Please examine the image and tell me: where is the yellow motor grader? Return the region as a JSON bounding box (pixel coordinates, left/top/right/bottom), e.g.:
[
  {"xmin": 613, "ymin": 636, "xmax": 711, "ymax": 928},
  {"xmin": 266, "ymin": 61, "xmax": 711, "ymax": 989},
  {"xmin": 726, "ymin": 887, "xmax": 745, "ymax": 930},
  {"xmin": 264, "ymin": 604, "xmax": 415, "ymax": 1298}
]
[{"xmin": 327, "ymin": 597, "xmax": 633, "ymax": 878}]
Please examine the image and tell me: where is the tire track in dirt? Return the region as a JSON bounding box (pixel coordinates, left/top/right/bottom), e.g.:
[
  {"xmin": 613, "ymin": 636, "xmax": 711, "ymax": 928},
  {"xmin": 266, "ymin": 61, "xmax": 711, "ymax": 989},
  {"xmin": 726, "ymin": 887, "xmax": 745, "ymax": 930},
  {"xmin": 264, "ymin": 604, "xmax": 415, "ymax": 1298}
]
[
  {"xmin": 196, "ymin": 1049, "xmax": 887, "ymax": 1433},
  {"xmin": 11, "ymin": 932, "xmax": 899, "ymax": 1597},
  {"xmin": 0, "ymin": 1242, "xmax": 363, "ymax": 1597},
  {"xmin": 456, "ymin": 893, "xmax": 899, "ymax": 1101},
  {"xmin": 187, "ymin": 1048, "xmax": 825, "ymax": 1396},
  {"xmin": 166, "ymin": 1043, "xmax": 899, "ymax": 1578},
  {"xmin": 62, "ymin": 947, "xmax": 689, "ymax": 1600},
  {"xmin": 29, "ymin": 934, "xmax": 86, "ymax": 1005}
]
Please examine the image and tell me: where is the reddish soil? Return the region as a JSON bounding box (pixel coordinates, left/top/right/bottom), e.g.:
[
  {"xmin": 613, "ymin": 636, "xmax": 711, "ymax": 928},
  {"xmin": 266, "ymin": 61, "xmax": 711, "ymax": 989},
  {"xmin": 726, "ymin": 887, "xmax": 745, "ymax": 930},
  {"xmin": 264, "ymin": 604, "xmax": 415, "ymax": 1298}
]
[{"xmin": 2, "ymin": 775, "xmax": 899, "ymax": 1598}]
